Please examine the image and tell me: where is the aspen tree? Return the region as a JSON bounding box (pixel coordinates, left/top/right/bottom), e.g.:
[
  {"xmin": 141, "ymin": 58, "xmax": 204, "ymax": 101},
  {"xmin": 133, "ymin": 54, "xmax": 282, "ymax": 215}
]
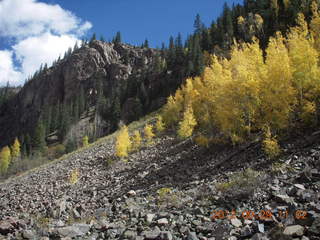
[
  {"xmin": 178, "ymin": 104, "xmax": 197, "ymax": 139},
  {"xmin": 82, "ymin": 136, "xmax": 89, "ymax": 147},
  {"xmin": 155, "ymin": 115, "xmax": 165, "ymax": 133},
  {"xmin": 0, "ymin": 146, "xmax": 11, "ymax": 174},
  {"xmin": 115, "ymin": 125, "xmax": 131, "ymax": 158},
  {"xmin": 131, "ymin": 130, "xmax": 142, "ymax": 151},
  {"xmin": 144, "ymin": 124, "xmax": 155, "ymax": 144},
  {"xmin": 11, "ymin": 137, "xmax": 21, "ymax": 159}
]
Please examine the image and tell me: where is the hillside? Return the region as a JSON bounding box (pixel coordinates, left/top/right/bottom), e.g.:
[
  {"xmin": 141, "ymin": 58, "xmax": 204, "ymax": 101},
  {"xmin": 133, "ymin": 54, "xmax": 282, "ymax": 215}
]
[
  {"xmin": 0, "ymin": 40, "xmax": 180, "ymax": 149},
  {"xmin": 0, "ymin": 115, "xmax": 319, "ymax": 239},
  {"xmin": 1, "ymin": 1, "xmax": 320, "ymax": 239}
]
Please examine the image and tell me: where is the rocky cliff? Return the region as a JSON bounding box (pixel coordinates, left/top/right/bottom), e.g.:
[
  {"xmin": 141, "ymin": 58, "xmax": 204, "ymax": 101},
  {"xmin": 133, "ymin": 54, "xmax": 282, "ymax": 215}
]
[{"xmin": 0, "ymin": 40, "xmax": 179, "ymax": 147}]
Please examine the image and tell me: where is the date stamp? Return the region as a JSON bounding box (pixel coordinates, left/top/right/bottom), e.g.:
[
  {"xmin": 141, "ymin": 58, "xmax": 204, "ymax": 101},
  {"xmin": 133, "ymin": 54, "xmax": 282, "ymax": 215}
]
[{"xmin": 211, "ymin": 209, "xmax": 308, "ymax": 221}]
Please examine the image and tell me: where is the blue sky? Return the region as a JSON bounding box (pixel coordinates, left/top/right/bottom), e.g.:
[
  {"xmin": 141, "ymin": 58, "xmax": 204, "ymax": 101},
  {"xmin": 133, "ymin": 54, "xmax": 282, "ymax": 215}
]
[{"xmin": 0, "ymin": 0, "xmax": 243, "ymax": 86}]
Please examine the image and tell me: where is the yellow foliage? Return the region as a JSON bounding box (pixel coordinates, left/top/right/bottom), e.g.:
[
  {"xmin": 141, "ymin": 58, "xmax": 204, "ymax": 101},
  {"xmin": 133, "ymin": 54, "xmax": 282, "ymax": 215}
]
[
  {"xmin": 160, "ymin": 12, "xmax": 320, "ymax": 145},
  {"xmin": 195, "ymin": 135, "xmax": 209, "ymax": 148},
  {"xmin": 82, "ymin": 136, "xmax": 89, "ymax": 147},
  {"xmin": 155, "ymin": 115, "xmax": 165, "ymax": 133},
  {"xmin": 178, "ymin": 104, "xmax": 197, "ymax": 139},
  {"xmin": 131, "ymin": 130, "xmax": 142, "ymax": 151},
  {"xmin": 144, "ymin": 124, "xmax": 155, "ymax": 144},
  {"xmin": 115, "ymin": 125, "xmax": 131, "ymax": 158},
  {"xmin": 263, "ymin": 127, "xmax": 281, "ymax": 159},
  {"xmin": 260, "ymin": 32, "xmax": 296, "ymax": 130},
  {"xmin": 310, "ymin": 0, "xmax": 320, "ymax": 51},
  {"xmin": 69, "ymin": 169, "xmax": 79, "ymax": 184},
  {"xmin": 11, "ymin": 137, "xmax": 21, "ymax": 159},
  {"xmin": 0, "ymin": 146, "xmax": 11, "ymax": 174},
  {"xmin": 301, "ymin": 100, "xmax": 317, "ymax": 124},
  {"xmin": 162, "ymin": 95, "xmax": 180, "ymax": 127},
  {"xmin": 288, "ymin": 14, "xmax": 320, "ymax": 120}
]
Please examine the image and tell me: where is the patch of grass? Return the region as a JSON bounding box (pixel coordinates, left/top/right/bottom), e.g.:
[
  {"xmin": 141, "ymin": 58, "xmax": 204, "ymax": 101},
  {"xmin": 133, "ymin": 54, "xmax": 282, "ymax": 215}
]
[
  {"xmin": 215, "ymin": 168, "xmax": 261, "ymax": 193},
  {"xmin": 271, "ymin": 161, "xmax": 294, "ymax": 173},
  {"xmin": 35, "ymin": 216, "xmax": 51, "ymax": 229},
  {"xmin": 156, "ymin": 187, "xmax": 184, "ymax": 208}
]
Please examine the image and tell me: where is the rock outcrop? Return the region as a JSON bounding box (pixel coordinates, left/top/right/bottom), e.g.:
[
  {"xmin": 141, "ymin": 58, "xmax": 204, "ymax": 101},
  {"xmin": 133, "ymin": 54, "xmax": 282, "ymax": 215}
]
[{"xmin": 0, "ymin": 40, "xmax": 178, "ymax": 147}]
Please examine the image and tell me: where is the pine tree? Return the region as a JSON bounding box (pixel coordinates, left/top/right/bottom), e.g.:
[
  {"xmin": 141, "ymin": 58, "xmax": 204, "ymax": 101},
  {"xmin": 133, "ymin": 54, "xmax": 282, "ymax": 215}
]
[
  {"xmin": 33, "ymin": 119, "xmax": 46, "ymax": 153},
  {"xmin": 58, "ymin": 103, "xmax": 71, "ymax": 141},
  {"xmin": 113, "ymin": 31, "xmax": 122, "ymax": 44},
  {"xmin": 194, "ymin": 14, "xmax": 204, "ymax": 35},
  {"xmin": 65, "ymin": 139, "xmax": 76, "ymax": 153},
  {"xmin": 0, "ymin": 146, "xmax": 11, "ymax": 174},
  {"xmin": 90, "ymin": 33, "xmax": 96, "ymax": 42},
  {"xmin": 177, "ymin": 104, "xmax": 197, "ymax": 139},
  {"xmin": 11, "ymin": 137, "xmax": 21, "ymax": 159},
  {"xmin": 115, "ymin": 125, "xmax": 131, "ymax": 158},
  {"xmin": 143, "ymin": 39, "xmax": 149, "ymax": 48},
  {"xmin": 144, "ymin": 124, "xmax": 155, "ymax": 144}
]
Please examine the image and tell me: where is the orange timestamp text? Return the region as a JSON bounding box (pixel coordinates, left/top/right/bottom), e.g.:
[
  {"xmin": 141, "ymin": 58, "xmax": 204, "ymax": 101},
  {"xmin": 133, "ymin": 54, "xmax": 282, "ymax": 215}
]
[{"xmin": 211, "ymin": 209, "xmax": 308, "ymax": 221}]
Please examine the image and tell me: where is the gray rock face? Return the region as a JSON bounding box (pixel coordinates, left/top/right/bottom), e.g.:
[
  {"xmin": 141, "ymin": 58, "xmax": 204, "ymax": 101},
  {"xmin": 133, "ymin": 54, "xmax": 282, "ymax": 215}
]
[{"xmin": 0, "ymin": 40, "xmax": 175, "ymax": 147}]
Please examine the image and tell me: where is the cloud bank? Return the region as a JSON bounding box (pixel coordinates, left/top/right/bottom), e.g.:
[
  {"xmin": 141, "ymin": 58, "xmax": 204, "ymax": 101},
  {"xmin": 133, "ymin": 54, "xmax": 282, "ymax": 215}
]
[{"xmin": 0, "ymin": 0, "xmax": 92, "ymax": 86}]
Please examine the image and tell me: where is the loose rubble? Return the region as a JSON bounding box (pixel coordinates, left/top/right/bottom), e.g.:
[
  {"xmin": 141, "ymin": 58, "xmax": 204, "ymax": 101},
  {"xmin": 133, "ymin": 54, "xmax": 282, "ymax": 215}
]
[{"xmin": 0, "ymin": 131, "xmax": 319, "ymax": 239}]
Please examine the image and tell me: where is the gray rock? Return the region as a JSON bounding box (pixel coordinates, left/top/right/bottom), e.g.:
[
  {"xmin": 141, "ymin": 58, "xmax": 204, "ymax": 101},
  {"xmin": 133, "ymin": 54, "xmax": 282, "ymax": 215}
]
[
  {"xmin": 22, "ymin": 230, "xmax": 36, "ymax": 239},
  {"xmin": 143, "ymin": 227, "xmax": 161, "ymax": 239},
  {"xmin": 146, "ymin": 213, "xmax": 155, "ymax": 224},
  {"xmin": 187, "ymin": 232, "xmax": 199, "ymax": 240},
  {"xmin": 57, "ymin": 223, "xmax": 91, "ymax": 238},
  {"xmin": 127, "ymin": 190, "xmax": 137, "ymax": 197},
  {"xmin": 231, "ymin": 218, "xmax": 242, "ymax": 228},
  {"xmin": 309, "ymin": 217, "xmax": 320, "ymax": 234},
  {"xmin": 283, "ymin": 225, "xmax": 304, "ymax": 236},
  {"xmin": 157, "ymin": 218, "xmax": 169, "ymax": 225},
  {"xmin": 123, "ymin": 230, "xmax": 137, "ymax": 239},
  {"xmin": 251, "ymin": 233, "xmax": 270, "ymax": 240},
  {"xmin": 258, "ymin": 223, "xmax": 265, "ymax": 233},
  {"xmin": 160, "ymin": 231, "xmax": 173, "ymax": 240}
]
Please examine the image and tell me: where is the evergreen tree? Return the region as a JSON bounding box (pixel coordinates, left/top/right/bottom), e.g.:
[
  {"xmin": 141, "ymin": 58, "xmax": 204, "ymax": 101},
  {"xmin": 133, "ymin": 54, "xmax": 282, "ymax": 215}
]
[
  {"xmin": 50, "ymin": 103, "xmax": 60, "ymax": 132},
  {"xmin": 194, "ymin": 14, "xmax": 204, "ymax": 35},
  {"xmin": 58, "ymin": 103, "xmax": 71, "ymax": 141},
  {"xmin": 33, "ymin": 119, "xmax": 46, "ymax": 153},
  {"xmin": 25, "ymin": 134, "xmax": 32, "ymax": 156},
  {"xmin": 90, "ymin": 33, "xmax": 97, "ymax": 42},
  {"xmin": 143, "ymin": 39, "xmax": 149, "ymax": 48},
  {"xmin": 113, "ymin": 31, "xmax": 122, "ymax": 44},
  {"xmin": 65, "ymin": 139, "xmax": 76, "ymax": 153}
]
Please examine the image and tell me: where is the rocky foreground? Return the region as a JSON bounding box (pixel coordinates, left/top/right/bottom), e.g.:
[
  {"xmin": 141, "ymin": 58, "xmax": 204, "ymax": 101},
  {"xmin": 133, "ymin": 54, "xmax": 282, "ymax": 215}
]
[{"xmin": 0, "ymin": 130, "xmax": 319, "ymax": 240}]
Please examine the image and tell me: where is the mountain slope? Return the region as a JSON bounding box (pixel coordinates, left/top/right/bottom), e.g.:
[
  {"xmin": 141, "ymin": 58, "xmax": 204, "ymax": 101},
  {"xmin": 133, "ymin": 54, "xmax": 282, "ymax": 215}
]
[
  {"xmin": 0, "ymin": 40, "xmax": 179, "ymax": 149},
  {"xmin": 0, "ymin": 115, "xmax": 319, "ymax": 239}
]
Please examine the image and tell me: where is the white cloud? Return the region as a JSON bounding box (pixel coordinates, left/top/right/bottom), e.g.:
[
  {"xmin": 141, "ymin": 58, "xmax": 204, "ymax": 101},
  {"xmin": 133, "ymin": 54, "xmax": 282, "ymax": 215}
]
[
  {"xmin": 0, "ymin": 0, "xmax": 92, "ymax": 86},
  {"xmin": 0, "ymin": 50, "xmax": 23, "ymax": 85},
  {"xmin": 13, "ymin": 33, "xmax": 78, "ymax": 79}
]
